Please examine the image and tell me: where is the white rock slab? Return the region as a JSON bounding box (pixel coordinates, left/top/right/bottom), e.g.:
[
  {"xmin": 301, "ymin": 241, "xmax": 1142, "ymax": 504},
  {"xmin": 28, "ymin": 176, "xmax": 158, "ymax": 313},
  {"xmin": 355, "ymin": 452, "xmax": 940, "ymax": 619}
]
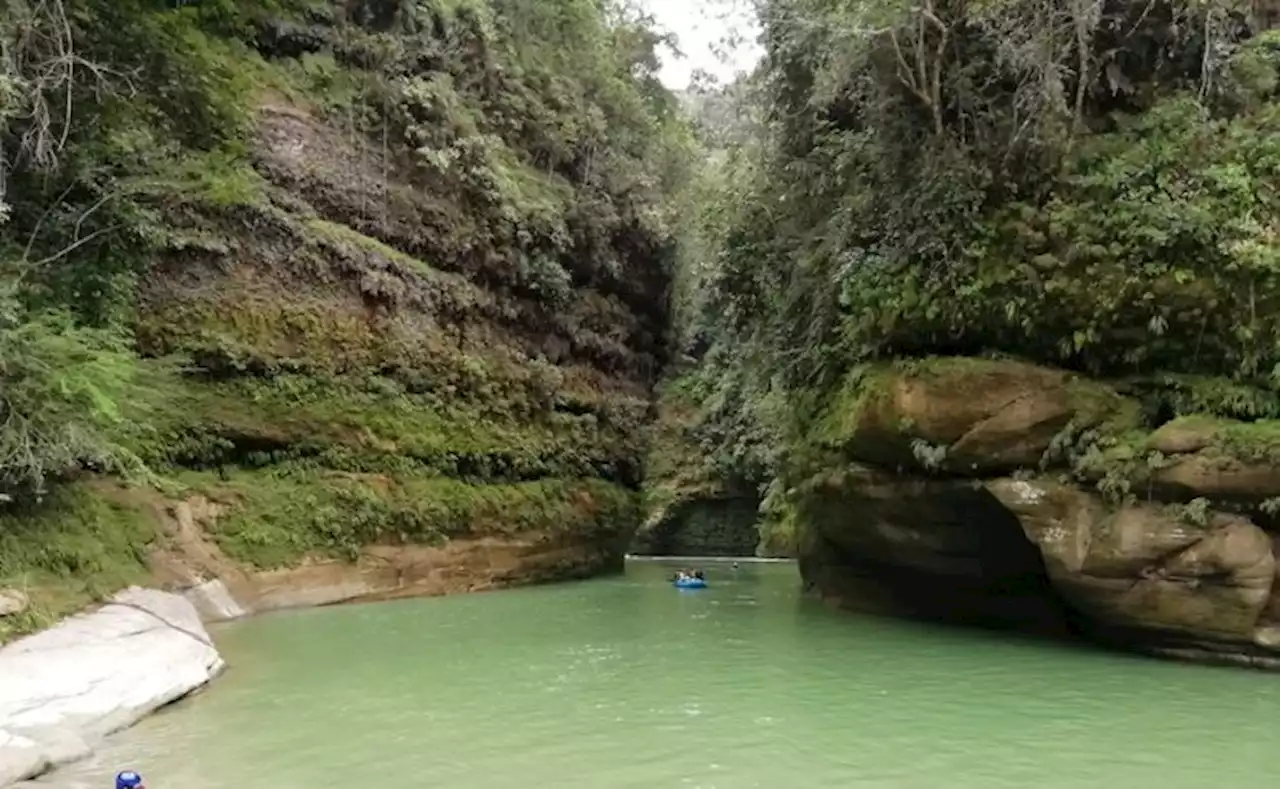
[
  {"xmin": 0, "ymin": 588, "xmax": 224, "ymax": 786},
  {"xmin": 182, "ymin": 579, "xmax": 247, "ymax": 623}
]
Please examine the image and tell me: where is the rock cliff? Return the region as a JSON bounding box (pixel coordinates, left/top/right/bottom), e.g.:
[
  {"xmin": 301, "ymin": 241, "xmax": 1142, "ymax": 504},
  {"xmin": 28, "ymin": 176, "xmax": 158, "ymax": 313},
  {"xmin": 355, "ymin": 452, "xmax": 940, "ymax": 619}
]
[
  {"xmin": 0, "ymin": 589, "xmax": 222, "ymax": 785},
  {"xmin": 0, "ymin": 0, "xmax": 688, "ymax": 638},
  {"xmin": 794, "ymin": 357, "xmax": 1280, "ymax": 668},
  {"xmin": 631, "ymin": 376, "xmax": 777, "ymax": 557},
  {"xmin": 639, "ymin": 0, "xmax": 1280, "ymax": 669}
]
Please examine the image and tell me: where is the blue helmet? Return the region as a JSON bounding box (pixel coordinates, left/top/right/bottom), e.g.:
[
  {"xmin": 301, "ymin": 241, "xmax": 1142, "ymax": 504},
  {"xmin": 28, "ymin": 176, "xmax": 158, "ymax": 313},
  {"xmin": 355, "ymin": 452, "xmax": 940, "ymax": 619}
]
[{"xmin": 116, "ymin": 771, "xmax": 144, "ymax": 789}]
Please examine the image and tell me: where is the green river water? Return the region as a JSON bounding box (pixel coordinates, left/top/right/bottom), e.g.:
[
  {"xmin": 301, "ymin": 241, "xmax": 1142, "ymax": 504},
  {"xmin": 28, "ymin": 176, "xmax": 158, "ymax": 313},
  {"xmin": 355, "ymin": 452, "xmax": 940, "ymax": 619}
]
[{"xmin": 39, "ymin": 559, "xmax": 1280, "ymax": 788}]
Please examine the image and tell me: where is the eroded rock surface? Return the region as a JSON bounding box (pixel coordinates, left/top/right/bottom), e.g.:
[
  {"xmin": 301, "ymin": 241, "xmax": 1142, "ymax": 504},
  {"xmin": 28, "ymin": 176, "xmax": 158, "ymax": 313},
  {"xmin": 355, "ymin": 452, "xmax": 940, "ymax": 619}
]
[
  {"xmin": 988, "ymin": 479, "xmax": 1276, "ymax": 643},
  {"xmin": 794, "ymin": 356, "xmax": 1280, "ymax": 669},
  {"xmin": 632, "ymin": 497, "xmax": 762, "ymax": 557},
  {"xmin": 794, "ymin": 466, "xmax": 1070, "ymax": 632},
  {"xmin": 819, "ymin": 358, "xmax": 1133, "ymax": 475},
  {"xmin": 0, "ymin": 589, "xmax": 223, "ymax": 785}
]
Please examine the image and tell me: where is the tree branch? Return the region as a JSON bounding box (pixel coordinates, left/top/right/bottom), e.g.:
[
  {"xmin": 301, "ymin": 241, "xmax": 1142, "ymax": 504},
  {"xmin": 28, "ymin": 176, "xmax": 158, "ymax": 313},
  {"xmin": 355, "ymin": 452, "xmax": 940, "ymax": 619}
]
[{"xmin": 27, "ymin": 223, "xmax": 126, "ymax": 270}]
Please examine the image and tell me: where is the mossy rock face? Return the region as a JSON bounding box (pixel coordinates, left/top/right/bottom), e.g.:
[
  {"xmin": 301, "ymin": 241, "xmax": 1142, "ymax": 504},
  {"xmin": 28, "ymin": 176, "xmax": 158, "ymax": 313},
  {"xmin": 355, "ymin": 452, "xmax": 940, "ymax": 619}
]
[
  {"xmin": 636, "ymin": 371, "xmax": 771, "ymax": 556},
  {"xmin": 1139, "ymin": 417, "xmax": 1280, "ymax": 503},
  {"xmin": 1147, "ymin": 416, "xmax": 1225, "ymax": 454},
  {"xmin": 0, "ymin": 484, "xmax": 164, "ymax": 642},
  {"xmin": 756, "ymin": 501, "xmax": 800, "ymax": 559},
  {"xmin": 181, "ymin": 468, "xmax": 640, "ymax": 571},
  {"xmin": 811, "ymin": 357, "xmax": 1139, "ymax": 476},
  {"xmin": 151, "ymin": 373, "xmax": 642, "ymax": 485},
  {"xmin": 0, "ymin": 0, "xmax": 694, "ymax": 638},
  {"xmin": 632, "ymin": 497, "xmax": 761, "ymax": 557}
]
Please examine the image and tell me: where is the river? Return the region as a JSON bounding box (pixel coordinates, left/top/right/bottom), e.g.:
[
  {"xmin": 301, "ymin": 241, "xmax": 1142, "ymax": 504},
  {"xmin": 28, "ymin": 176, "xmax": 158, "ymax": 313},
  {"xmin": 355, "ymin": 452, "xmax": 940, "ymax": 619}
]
[{"xmin": 36, "ymin": 559, "xmax": 1280, "ymax": 788}]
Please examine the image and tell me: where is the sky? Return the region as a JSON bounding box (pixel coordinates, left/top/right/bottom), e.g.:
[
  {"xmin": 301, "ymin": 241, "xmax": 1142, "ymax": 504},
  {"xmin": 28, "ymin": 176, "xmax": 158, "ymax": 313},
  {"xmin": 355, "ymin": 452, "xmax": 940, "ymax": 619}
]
[{"xmin": 639, "ymin": 0, "xmax": 763, "ymax": 90}]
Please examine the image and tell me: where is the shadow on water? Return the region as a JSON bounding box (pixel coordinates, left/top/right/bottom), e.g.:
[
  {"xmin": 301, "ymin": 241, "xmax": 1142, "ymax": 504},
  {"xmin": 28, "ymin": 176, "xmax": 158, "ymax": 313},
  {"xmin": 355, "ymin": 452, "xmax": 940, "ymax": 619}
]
[{"xmin": 638, "ymin": 555, "xmax": 1260, "ymax": 679}]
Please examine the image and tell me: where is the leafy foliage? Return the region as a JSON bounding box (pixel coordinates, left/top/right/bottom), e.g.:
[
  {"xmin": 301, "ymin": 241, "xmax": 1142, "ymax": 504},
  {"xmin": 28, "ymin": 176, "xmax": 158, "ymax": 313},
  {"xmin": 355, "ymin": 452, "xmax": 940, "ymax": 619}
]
[
  {"xmin": 0, "ymin": 0, "xmax": 690, "ymax": 612},
  {"xmin": 661, "ymin": 0, "xmax": 1280, "ymax": 506},
  {"xmin": 202, "ymin": 468, "xmax": 638, "ymax": 568},
  {"xmin": 0, "ymin": 285, "xmax": 163, "ymax": 502},
  {"xmin": 0, "ymin": 484, "xmax": 159, "ymax": 639}
]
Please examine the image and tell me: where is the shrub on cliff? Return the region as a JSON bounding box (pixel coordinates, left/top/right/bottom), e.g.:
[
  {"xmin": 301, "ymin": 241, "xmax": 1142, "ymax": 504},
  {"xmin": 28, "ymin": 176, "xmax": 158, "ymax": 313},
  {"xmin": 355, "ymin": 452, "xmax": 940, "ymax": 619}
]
[
  {"xmin": 0, "ymin": 284, "xmax": 157, "ymax": 503},
  {"xmin": 0, "ymin": 0, "xmax": 692, "ymax": 497},
  {"xmin": 729, "ymin": 0, "xmax": 1280, "ymax": 383},
  {"xmin": 662, "ymin": 1, "xmax": 1280, "ymax": 499}
]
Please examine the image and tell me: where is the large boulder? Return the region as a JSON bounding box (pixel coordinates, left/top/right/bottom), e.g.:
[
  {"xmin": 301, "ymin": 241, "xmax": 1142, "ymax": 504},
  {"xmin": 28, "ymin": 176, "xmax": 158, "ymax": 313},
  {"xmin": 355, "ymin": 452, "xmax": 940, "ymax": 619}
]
[
  {"xmin": 795, "ymin": 465, "xmax": 1280, "ymax": 663},
  {"xmin": 988, "ymin": 479, "xmax": 1276, "ymax": 643},
  {"xmin": 816, "ymin": 358, "xmax": 1136, "ymax": 475},
  {"xmin": 791, "ymin": 356, "xmax": 1280, "ymax": 668},
  {"xmin": 0, "ymin": 588, "xmax": 224, "ymax": 785}
]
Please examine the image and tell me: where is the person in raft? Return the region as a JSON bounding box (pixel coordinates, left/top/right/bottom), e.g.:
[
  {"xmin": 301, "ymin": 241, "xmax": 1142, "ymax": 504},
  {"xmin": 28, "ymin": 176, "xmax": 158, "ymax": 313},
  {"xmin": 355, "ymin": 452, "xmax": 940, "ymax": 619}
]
[{"xmin": 116, "ymin": 770, "xmax": 146, "ymax": 789}]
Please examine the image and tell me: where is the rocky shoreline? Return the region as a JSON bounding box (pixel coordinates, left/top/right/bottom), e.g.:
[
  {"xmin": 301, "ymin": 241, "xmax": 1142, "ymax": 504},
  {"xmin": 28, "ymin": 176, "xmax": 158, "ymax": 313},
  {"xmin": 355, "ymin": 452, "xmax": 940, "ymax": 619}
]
[{"xmin": 0, "ymin": 518, "xmax": 627, "ymax": 787}]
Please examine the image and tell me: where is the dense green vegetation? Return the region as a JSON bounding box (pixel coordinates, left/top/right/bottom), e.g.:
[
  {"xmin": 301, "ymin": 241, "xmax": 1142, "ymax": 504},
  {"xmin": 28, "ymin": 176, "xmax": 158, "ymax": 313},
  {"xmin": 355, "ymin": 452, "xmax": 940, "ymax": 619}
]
[
  {"xmin": 0, "ymin": 0, "xmax": 692, "ymax": 632},
  {"xmin": 5, "ymin": 0, "xmax": 1280, "ymax": 624},
  {"xmin": 648, "ymin": 0, "xmax": 1280, "ymax": 537}
]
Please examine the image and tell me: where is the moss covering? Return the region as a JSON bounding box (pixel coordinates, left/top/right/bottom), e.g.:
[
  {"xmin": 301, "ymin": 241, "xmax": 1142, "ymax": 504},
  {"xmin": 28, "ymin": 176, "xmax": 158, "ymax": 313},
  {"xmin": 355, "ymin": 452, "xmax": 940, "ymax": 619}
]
[
  {"xmin": 756, "ymin": 503, "xmax": 800, "ymax": 559},
  {"xmin": 640, "ymin": 376, "xmax": 730, "ymax": 506},
  {"xmin": 1211, "ymin": 420, "xmax": 1280, "ymax": 464},
  {"xmin": 179, "ymin": 468, "xmax": 638, "ymax": 570},
  {"xmin": 153, "ymin": 373, "xmax": 642, "ymax": 484},
  {"xmin": 796, "ymin": 357, "xmax": 1143, "ymax": 475},
  {"xmin": 1139, "ymin": 413, "xmax": 1280, "ymax": 466},
  {"xmin": 0, "ymin": 485, "xmax": 161, "ymax": 640},
  {"xmin": 0, "ymin": 0, "xmax": 690, "ymax": 633},
  {"xmin": 808, "ymin": 364, "xmax": 893, "ymax": 453},
  {"xmin": 0, "ymin": 466, "xmax": 640, "ymax": 641}
]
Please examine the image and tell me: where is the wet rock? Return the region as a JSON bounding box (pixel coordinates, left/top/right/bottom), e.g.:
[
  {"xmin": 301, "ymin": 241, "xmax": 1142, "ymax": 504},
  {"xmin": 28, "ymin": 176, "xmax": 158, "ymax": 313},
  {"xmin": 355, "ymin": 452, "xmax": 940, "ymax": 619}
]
[
  {"xmin": 632, "ymin": 497, "xmax": 761, "ymax": 557},
  {"xmin": 0, "ymin": 588, "xmax": 224, "ymax": 785}
]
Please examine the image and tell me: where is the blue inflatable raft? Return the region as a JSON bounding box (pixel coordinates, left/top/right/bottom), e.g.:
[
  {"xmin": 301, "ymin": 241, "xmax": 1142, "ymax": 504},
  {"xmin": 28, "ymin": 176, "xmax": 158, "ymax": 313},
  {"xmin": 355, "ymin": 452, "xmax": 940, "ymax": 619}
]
[{"xmin": 674, "ymin": 577, "xmax": 707, "ymax": 589}]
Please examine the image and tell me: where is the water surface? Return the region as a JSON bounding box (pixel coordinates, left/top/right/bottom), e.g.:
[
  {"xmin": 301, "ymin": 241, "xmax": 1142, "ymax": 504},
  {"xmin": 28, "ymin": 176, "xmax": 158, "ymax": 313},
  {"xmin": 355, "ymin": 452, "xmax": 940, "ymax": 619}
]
[{"xmin": 44, "ymin": 560, "xmax": 1280, "ymax": 788}]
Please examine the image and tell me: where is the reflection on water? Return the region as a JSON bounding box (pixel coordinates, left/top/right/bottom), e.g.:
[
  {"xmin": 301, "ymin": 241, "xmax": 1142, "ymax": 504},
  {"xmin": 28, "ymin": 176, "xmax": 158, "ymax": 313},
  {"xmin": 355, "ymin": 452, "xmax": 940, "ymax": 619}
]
[{"xmin": 37, "ymin": 559, "xmax": 1280, "ymax": 788}]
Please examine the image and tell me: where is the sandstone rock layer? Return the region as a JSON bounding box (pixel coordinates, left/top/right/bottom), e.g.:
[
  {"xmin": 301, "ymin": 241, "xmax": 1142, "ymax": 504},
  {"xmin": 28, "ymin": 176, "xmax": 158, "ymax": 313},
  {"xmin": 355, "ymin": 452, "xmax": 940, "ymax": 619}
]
[{"xmin": 796, "ymin": 357, "xmax": 1280, "ymax": 669}]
